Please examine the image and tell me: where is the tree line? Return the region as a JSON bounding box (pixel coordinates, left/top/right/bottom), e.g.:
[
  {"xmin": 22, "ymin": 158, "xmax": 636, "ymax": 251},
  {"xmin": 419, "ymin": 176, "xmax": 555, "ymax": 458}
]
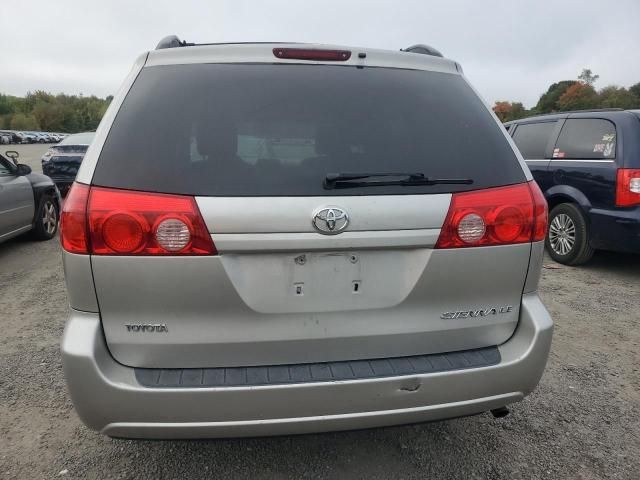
[
  {"xmin": 493, "ymin": 69, "xmax": 640, "ymax": 122},
  {"xmin": 0, "ymin": 91, "xmax": 113, "ymax": 132},
  {"xmin": 3, "ymin": 69, "xmax": 639, "ymax": 132}
]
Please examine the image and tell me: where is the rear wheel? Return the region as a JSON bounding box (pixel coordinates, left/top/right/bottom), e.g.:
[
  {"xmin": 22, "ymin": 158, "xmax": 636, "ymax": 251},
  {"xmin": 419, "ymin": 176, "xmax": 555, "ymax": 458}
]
[
  {"xmin": 32, "ymin": 195, "xmax": 59, "ymax": 240},
  {"xmin": 546, "ymin": 203, "xmax": 594, "ymax": 265}
]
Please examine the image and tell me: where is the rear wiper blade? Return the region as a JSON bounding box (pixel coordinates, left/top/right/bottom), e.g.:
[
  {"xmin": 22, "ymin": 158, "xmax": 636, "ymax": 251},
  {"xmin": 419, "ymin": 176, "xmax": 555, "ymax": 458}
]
[{"xmin": 323, "ymin": 172, "xmax": 473, "ymax": 189}]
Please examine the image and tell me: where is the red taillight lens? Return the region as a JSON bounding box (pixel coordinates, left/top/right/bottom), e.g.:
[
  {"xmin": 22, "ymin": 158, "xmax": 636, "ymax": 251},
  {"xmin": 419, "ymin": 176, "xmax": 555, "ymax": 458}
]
[
  {"xmin": 60, "ymin": 182, "xmax": 89, "ymax": 254},
  {"xmin": 88, "ymin": 187, "xmax": 216, "ymax": 255},
  {"xmin": 435, "ymin": 181, "xmax": 547, "ymax": 248},
  {"xmin": 529, "ymin": 180, "xmax": 548, "ymax": 241},
  {"xmin": 616, "ymin": 169, "xmax": 640, "ymax": 207},
  {"xmin": 62, "ymin": 184, "xmax": 216, "ymax": 256},
  {"xmin": 273, "ymin": 48, "xmax": 351, "ymax": 61},
  {"xmin": 101, "ymin": 213, "xmax": 147, "ymax": 253}
]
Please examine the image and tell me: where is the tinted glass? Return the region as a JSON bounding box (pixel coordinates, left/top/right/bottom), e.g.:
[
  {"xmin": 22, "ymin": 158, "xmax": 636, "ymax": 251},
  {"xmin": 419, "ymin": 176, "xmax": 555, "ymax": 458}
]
[
  {"xmin": 50, "ymin": 155, "xmax": 84, "ymax": 163},
  {"xmin": 512, "ymin": 122, "xmax": 556, "ymax": 159},
  {"xmin": 554, "ymin": 119, "xmax": 616, "ymax": 159},
  {"xmin": 60, "ymin": 132, "xmax": 94, "ymax": 146},
  {"xmin": 0, "ymin": 156, "xmax": 14, "ymax": 175},
  {"xmin": 94, "ymin": 64, "xmax": 525, "ymax": 196},
  {"xmin": 56, "ymin": 145, "xmax": 88, "ymax": 154}
]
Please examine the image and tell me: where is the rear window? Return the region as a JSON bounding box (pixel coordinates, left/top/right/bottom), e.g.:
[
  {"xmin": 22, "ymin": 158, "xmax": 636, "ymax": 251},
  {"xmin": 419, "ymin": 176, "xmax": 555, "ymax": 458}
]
[
  {"xmin": 51, "ymin": 155, "xmax": 83, "ymax": 163},
  {"xmin": 512, "ymin": 122, "xmax": 557, "ymax": 160},
  {"xmin": 554, "ymin": 118, "xmax": 616, "ymax": 160},
  {"xmin": 60, "ymin": 132, "xmax": 94, "ymax": 146},
  {"xmin": 54, "ymin": 145, "xmax": 88, "ymax": 154},
  {"xmin": 94, "ymin": 64, "xmax": 525, "ymax": 196}
]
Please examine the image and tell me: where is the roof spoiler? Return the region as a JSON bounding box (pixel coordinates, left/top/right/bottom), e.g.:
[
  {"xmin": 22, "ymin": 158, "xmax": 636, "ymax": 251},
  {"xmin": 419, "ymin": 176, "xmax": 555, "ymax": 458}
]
[
  {"xmin": 154, "ymin": 36, "xmax": 446, "ymax": 59},
  {"xmin": 156, "ymin": 35, "xmax": 194, "ymax": 50},
  {"xmin": 400, "ymin": 44, "xmax": 443, "ymax": 58}
]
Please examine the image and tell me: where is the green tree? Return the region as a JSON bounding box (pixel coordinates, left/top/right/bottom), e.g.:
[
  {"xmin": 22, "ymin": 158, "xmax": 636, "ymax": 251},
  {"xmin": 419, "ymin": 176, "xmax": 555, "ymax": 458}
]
[
  {"xmin": 507, "ymin": 102, "xmax": 527, "ymax": 121},
  {"xmin": 0, "ymin": 114, "xmax": 12, "ymax": 129},
  {"xmin": 598, "ymin": 86, "xmax": 639, "ymax": 109},
  {"xmin": 0, "ymin": 94, "xmax": 16, "ymax": 115},
  {"xmin": 0, "ymin": 91, "xmax": 112, "ymax": 133},
  {"xmin": 578, "ymin": 68, "xmax": 599, "ymax": 86},
  {"xmin": 533, "ymin": 80, "xmax": 577, "ymax": 114},
  {"xmin": 629, "ymin": 82, "xmax": 640, "ymax": 101},
  {"xmin": 33, "ymin": 102, "xmax": 65, "ymax": 131},
  {"xmin": 62, "ymin": 107, "xmax": 82, "ymax": 132},
  {"xmin": 10, "ymin": 113, "xmax": 39, "ymax": 130}
]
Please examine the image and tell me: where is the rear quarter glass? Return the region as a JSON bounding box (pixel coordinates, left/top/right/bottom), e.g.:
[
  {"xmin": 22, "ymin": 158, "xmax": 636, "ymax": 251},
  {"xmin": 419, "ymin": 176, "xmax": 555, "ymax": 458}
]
[
  {"xmin": 93, "ymin": 64, "xmax": 525, "ymax": 196},
  {"xmin": 628, "ymin": 112, "xmax": 640, "ymax": 167}
]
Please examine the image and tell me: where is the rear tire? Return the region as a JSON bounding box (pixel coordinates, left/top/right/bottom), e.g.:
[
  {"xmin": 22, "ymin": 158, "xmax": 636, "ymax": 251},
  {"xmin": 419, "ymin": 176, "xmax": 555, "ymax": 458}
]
[
  {"xmin": 32, "ymin": 195, "xmax": 59, "ymax": 241},
  {"xmin": 545, "ymin": 203, "xmax": 594, "ymax": 265}
]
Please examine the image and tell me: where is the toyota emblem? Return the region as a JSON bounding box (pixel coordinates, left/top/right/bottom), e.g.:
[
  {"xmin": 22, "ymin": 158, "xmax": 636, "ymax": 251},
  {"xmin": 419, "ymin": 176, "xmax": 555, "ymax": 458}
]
[{"xmin": 312, "ymin": 207, "xmax": 349, "ymax": 235}]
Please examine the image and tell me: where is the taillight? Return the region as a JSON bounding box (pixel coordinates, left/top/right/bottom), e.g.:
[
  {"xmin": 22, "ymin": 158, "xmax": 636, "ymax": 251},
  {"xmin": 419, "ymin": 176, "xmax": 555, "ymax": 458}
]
[
  {"xmin": 60, "ymin": 182, "xmax": 90, "ymax": 254},
  {"xmin": 529, "ymin": 180, "xmax": 548, "ymax": 241},
  {"xmin": 435, "ymin": 181, "xmax": 548, "ymax": 248},
  {"xmin": 60, "ymin": 184, "xmax": 216, "ymax": 255},
  {"xmin": 273, "ymin": 48, "xmax": 351, "ymax": 61},
  {"xmin": 616, "ymin": 169, "xmax": 640, "ymax": 207}
]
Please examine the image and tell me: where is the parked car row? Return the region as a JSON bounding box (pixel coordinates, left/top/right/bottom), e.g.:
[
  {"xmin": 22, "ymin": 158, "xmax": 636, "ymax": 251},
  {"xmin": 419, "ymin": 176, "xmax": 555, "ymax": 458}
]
[{"xmin": 0, "ymin": 130, "xmax": 69, "ymax": 144}]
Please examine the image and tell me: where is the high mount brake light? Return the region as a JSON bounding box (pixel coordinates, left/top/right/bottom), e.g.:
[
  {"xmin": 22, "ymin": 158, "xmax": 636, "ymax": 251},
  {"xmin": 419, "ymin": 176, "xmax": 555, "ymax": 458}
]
[
  {"xmin": 60, "ymin": 183, "xmax": 216, "ymax": 255},
  {"xmin": 616, "ymin": 169, "xmax": 640, "ymax": 207},
  {"xmin": 435, "ymin": 181, "xmax": 547, "ymax": 249},
  {"xmin": 272, "ymin": 48, "xmax": 351, "ymax": 61}
]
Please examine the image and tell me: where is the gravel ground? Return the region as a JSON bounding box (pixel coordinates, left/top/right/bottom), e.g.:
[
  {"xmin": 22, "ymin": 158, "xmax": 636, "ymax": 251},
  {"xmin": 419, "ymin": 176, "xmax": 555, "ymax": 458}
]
[{"xmin": 1, "ymin": 144, "xmax": 639, "ymax": 479}]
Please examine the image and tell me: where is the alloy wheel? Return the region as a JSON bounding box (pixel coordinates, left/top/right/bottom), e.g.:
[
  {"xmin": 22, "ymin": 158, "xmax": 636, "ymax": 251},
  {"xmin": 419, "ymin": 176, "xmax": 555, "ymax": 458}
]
[
  {"xmin": 548, "ymin": 213, "xmax": 576, "ymax": 256},
  {"xmin": 42, "ymin": 201, "xmax": 58, "ymax": 235}
]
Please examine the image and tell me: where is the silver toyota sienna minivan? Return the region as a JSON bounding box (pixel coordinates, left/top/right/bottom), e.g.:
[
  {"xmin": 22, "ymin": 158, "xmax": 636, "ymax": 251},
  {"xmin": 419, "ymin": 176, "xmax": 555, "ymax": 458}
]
[{"xmin": 60, "ymin": 37, "xmax": 553, "ymax": 439}]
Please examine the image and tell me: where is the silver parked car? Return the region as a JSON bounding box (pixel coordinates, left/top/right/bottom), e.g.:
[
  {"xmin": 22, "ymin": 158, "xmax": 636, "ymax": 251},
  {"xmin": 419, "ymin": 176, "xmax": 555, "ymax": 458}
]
[
  {"xmin": 0, "ymin": 151, "xmax": 60, "ymax": 243},
  {"xmin": 60, "ymin": 37, "xmax": 553, "ymax": 439}
]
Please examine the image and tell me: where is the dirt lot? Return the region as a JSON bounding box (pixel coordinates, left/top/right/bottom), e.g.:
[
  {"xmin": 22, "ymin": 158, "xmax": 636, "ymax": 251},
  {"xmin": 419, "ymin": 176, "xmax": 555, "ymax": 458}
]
[{"xmin": 1, "ymin": 144, "xmax": 639, "ymax": 479}]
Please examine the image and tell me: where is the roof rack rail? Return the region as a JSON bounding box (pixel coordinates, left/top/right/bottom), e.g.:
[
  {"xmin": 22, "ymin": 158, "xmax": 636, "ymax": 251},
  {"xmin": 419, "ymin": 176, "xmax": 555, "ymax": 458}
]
[
  {"xmin": 522, "ymin": 108, "xmax": 625, "ymax": 119},
  {"xmin": 560, "ymin": 108, "xmax": 624, "ymax": 114},
  {"xmin": 155, "ymin": 35, "xmax": 194, "ymax": 50},
  {"xmin": 401, "ymin": 44, "xmax": 443, "ymax": 58}
]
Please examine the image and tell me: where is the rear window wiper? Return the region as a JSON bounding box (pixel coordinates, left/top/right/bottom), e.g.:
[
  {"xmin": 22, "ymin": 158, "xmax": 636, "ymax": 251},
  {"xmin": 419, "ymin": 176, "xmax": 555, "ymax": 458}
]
[{"xmin": 323, "ymin": 172, "xmax": 473, "ymax": 189}]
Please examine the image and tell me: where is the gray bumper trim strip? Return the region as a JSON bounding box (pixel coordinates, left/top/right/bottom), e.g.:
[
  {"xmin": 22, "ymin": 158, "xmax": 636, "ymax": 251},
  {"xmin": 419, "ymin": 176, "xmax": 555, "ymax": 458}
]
[{"xmin": 134, "ymin": 347, "xmax": 501, "ymax": 388}]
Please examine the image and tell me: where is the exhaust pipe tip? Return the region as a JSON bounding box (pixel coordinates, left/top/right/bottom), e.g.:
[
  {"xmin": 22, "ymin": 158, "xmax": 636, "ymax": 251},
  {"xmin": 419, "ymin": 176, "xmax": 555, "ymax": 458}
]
[{"xmin": 491, "ymin": 406, "xmax": 510, "ymax": 419}]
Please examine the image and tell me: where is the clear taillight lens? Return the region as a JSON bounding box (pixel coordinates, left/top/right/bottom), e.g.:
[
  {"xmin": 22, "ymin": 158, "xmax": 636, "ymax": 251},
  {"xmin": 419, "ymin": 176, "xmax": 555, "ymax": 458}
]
[
  {"xmin": 155, "ymin": 218, "xmax": 191, "ymax": 252},
  {"xmin": 457, "ymin": 213, "xmax": 486, "ymax": 243}
]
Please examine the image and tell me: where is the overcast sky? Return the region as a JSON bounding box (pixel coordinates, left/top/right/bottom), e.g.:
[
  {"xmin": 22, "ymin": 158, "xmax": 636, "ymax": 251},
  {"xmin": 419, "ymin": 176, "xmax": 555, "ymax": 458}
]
[{"xmin": 2, "ymin": 0, "xmax": 639, "ymax": 108}]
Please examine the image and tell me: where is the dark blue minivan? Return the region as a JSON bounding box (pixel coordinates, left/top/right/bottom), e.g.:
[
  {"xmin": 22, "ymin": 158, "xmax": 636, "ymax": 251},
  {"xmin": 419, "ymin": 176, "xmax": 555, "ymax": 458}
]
[{"xmin": 505, "ymin": 109, "xmax": 640, "ymax": 265}]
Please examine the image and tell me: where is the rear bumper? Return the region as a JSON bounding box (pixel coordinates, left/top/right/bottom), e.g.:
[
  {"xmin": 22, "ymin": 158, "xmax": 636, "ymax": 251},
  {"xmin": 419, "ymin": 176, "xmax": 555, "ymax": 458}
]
[
  {"xmin": 61, "ymin": 293, "xmax": 553, "ymax": 439},
  {"xmin": 590, "ymin": 206, "xmax": 640, "ymax": 254}
]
